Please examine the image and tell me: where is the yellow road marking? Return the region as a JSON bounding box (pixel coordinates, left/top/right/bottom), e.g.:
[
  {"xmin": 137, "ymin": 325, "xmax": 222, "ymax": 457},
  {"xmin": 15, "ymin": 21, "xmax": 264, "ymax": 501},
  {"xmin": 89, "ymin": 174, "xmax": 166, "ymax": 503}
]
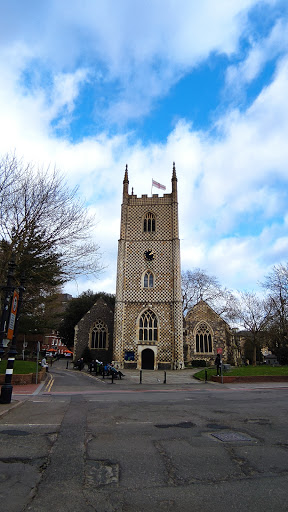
[
  {"xmin": 44, "ymin": 374, "xmax": 54, "ymax": 393},
  {"xmin": 47, "ymin": 377, "xmax": 54, "ymax": 393}
]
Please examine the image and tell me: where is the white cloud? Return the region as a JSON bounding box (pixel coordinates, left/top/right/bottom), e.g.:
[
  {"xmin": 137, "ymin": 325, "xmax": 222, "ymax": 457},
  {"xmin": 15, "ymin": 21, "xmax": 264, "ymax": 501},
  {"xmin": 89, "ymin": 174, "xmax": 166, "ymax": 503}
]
[
  {"xmin": 0, "ymin": 0, "xmax": 287, "ymax": 298},
  {"xmin": 0, "ymin": 0, "xmax": 267, "ymax": 125},
  {"xmin": 225, "ymin": 17, "xmax": 288, "ymax": 95}
]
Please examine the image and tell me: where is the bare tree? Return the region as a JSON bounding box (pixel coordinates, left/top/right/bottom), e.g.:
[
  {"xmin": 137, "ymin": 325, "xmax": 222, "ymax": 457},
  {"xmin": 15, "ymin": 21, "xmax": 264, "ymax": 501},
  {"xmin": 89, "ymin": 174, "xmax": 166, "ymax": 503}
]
[
  {"xmin": 261, "ymin": 264, "xmax": 288, "ymax": 364},
  {"xmin": 0, "ymin": 153, "xmax": 102, "ymax": 282},
  {"xmin": 181, "ymin": 268, "xmax": 237, "ymax": 320},
  {"xmin": 234, "ymin": 291, "xmax": 272, "ymax": 366},
  {"xmin": 0, "ymin": 152, "xmax": 20, "ymax": 209}
]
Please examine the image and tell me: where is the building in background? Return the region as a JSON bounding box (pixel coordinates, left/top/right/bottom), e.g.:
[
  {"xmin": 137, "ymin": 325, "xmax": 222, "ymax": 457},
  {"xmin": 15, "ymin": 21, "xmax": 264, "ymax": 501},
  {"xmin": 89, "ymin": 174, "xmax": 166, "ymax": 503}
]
[{"xmin": 42, "ymin": 331, "xmax": 73, "ymax": 357}]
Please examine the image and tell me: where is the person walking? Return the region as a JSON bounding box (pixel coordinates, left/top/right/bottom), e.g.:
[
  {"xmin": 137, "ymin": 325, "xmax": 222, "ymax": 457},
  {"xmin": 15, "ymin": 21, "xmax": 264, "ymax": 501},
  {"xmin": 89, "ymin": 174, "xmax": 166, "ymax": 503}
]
[{"xmin": 215, "ymin": 354, "xmax": 221, "ymax": 376}]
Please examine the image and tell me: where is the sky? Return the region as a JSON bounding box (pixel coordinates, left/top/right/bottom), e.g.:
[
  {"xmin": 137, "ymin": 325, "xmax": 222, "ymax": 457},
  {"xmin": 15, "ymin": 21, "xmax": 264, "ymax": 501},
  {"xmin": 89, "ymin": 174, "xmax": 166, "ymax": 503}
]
[{"xmin": 1, "ymin": 0, "xmax": 288, "ymax": 297}]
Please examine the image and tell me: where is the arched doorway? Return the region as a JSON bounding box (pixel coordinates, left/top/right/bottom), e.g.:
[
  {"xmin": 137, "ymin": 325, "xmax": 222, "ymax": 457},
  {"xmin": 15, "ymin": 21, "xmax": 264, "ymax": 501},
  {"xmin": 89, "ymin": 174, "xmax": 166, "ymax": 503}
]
[{"xmin": 141, "ymin": 348, "xmax": 154, "ymax": 370}]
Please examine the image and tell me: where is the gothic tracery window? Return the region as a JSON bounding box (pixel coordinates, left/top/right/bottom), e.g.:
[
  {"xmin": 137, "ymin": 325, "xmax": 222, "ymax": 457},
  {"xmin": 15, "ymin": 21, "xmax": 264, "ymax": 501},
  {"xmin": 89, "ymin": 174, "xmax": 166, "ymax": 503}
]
[
  {"xmin": 195, "ymin": 322, "xmax": 213, "ymax": 353},
  {"xmin": 143, "ymin": 270, "xmax": 154, "ymax": 288},
  {"xmin": 143, "ymin": 212, "xmax": 155, "ymax": 232},
  {"xmin": 138, "ymin": 310, "xmax": 158, "ymax": 342},
  {"xmin": 91, "ymin": 319, "xmax": 108, "ymax": 349}
]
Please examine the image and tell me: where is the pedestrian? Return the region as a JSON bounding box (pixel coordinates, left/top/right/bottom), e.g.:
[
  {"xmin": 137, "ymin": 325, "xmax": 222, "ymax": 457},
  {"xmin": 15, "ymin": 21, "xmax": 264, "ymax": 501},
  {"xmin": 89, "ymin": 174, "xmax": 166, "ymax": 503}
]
[{"xmin": 215, "ymin": 354, "xmax": 221, "ymax": 376}]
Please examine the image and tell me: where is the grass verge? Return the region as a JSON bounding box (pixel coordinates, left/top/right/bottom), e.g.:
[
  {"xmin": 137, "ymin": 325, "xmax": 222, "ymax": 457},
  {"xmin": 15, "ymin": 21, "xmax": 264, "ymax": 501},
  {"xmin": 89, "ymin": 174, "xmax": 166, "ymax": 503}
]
[
  {"xmin": 0, "ymin": 360, "xmax": 38, "ymax": 374},
  {"xmin": 194, "ymin": 365, "xmax": 288, "ymax": 381}
]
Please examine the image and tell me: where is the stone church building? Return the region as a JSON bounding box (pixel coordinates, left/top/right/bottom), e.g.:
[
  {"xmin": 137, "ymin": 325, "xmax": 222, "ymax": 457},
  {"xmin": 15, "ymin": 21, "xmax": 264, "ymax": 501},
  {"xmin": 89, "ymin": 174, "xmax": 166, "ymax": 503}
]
[
  {"xmin": 74, "ymin": 164, "xmax": 234, "ymax": 369},
  {"xmin": 184, "ymin": 300, "xmax": 234, "ymax": 365}
]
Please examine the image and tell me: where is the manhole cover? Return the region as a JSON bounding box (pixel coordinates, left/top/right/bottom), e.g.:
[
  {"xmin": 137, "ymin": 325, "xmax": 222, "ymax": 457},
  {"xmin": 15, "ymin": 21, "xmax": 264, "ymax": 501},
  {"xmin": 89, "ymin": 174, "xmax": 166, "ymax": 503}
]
[
  {"xmin": 211, "ymin": 431, "xmax": 252, "ymax": 442},
  {"xmin": 1, "ymin": 430, "xmax": 30, "ymax": 436}
]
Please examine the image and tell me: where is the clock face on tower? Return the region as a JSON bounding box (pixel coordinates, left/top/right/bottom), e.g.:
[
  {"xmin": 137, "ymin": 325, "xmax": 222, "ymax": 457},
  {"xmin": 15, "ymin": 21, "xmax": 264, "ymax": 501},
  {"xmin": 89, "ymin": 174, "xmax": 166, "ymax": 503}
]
[{"xmin": 144, "ymin": 249, "xmax": 155, "ymax": 261}]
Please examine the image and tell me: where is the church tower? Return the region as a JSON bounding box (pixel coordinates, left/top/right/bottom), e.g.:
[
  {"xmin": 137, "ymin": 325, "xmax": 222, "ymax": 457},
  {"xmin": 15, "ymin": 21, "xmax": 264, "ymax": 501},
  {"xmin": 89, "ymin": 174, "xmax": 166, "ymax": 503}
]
[{"xmin": 113, "ymin": 164, "xmax": 184, "ymax": 370}]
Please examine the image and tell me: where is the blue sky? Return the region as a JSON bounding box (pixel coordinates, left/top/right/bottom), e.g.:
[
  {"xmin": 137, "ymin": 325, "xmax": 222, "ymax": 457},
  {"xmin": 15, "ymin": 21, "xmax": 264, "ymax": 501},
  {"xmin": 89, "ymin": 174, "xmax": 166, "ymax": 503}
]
[{"xmin": 1, "ymin": 0, "xmax": 288, "ymax": 296}]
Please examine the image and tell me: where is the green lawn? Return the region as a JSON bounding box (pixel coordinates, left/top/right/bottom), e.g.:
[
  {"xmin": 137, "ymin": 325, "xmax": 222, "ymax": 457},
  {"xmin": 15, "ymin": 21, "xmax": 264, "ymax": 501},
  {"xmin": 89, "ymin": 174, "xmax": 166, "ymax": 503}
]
[
  {"xmin": 194, "ymin": 365, "xmax": 288, "ymax": 381},
  {"xmin": 0, "ymin": 360, "xmax": 38, "ymax": 374}
]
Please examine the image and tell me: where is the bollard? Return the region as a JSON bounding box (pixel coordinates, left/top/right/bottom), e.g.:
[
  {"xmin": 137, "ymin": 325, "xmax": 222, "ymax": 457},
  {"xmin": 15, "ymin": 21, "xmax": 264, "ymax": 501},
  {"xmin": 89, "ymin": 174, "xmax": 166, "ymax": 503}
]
[
  {"xmin": 164, "ymin": 371, "xmax": 166, "ymax": 384},
  {"xmin": 205, "ymin": 369, "xmax": 207, "ymax": 382},
  {"xmin": 111, "ymin": 372, "xmax": 114, "ymax": 384},
  {"xmin": 102, "ymin": 368, "xmax": 105, "ymax": 379},
  {"xmin": 140, "ymin": 370, "xmax": 142, "ymax": 384},
  {"xmin": 66, "ymin": 360, "xmax": 68, "ymax": 369}
]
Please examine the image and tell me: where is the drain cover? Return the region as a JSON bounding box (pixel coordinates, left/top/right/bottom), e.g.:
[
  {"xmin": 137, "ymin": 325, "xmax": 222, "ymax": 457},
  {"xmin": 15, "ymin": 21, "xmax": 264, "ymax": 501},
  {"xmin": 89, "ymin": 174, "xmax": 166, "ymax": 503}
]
[{"xmin": 211, "ymin": 431, "xmax": 252, "ymax": 442}]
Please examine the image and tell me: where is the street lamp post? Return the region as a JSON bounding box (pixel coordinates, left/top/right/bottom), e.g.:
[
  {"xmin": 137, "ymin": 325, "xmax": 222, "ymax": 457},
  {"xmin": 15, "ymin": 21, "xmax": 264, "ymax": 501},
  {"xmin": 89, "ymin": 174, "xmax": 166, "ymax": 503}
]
[
  {"xmin": 0, "ymin": 255, "xmax": 17, "ymax": 358},
  {"xmin": 0, "ymin": 273, "xmax": 25, "ymax": 404}
]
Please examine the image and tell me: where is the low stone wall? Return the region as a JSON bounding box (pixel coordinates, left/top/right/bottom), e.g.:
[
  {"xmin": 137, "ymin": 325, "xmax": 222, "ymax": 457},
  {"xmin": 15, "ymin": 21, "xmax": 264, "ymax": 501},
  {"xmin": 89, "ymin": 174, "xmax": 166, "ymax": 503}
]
[
  {"xmin": 211, "ymin": 375, "xmax": 288, "ymax": 383},
  {"xmin": 0, "ymin": 368, "xmax": 47, "ymax": 385}
]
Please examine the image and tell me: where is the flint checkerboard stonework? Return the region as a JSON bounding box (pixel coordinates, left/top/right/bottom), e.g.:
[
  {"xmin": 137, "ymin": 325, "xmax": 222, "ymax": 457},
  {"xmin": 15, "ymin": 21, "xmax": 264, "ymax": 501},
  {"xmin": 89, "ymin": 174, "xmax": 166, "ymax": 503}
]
[{"xmin": 113, "ymin": 164, "xmax": 184, "ymax": 370}]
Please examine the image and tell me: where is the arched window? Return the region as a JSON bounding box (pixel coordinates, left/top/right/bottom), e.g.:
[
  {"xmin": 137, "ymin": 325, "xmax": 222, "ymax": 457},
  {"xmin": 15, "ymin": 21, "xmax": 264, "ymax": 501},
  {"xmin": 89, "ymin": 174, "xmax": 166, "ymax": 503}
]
[
  {"xmin": 91, "ymin": 320, "xmax": 108, "ymax": 349},
  {"xmin": 143, "ymin": 270, "xmax": 154, "ymax": 288},
  {"xmin": 139, "ymin": 310, "xmax": 158, "ymax": 342},
  {"xmin": 195, "ymin": 322, "xmax": 213, "ymax": 353},
  {"xmin": 143, "ymin": 212, "xmax": 155, "ymax": 232}
]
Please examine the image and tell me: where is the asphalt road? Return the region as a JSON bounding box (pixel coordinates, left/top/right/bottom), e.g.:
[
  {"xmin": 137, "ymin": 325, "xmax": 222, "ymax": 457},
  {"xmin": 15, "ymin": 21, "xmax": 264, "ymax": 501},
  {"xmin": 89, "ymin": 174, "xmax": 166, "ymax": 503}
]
[{"xmin": 0, "ymin": 361, "xmax": 288, "ymax": 512}]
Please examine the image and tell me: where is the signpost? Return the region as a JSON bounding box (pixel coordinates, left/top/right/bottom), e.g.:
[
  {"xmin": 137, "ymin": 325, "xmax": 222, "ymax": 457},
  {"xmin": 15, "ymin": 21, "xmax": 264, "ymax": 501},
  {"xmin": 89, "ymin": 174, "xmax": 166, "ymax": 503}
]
[{"xmin": 35, "ymin": 341, "xmax": 40, "ymax": 384}]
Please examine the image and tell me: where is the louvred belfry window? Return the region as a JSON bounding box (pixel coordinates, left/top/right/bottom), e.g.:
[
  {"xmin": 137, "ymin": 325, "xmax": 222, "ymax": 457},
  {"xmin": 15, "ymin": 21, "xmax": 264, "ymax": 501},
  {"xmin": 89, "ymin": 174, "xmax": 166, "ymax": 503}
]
[{"xmin": 143, "ymin": 212, "xmax": 155, "ymax": 232}]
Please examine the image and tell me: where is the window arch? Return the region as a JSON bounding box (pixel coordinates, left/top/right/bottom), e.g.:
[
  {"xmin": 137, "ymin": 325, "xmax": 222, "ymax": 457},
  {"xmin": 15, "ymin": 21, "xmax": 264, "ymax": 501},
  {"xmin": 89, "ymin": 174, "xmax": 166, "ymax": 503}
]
[
  {"xmin": 143, "ymin": 212, "xmax": 155, "ymax": 232},
  {"xmin": 90, "ymin": 319, "xmax": 108, "ymax": 349},
  {"xmin": 195, "ymin": 322, "xmax": 213, "ymax": 353},
  {"xmin": 143, "ymin": 270, "xmax": 154, "ymax": 288},
  {"xmin": 138, "ymin": 310, "xmax": 158, "ymax": 342}
]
